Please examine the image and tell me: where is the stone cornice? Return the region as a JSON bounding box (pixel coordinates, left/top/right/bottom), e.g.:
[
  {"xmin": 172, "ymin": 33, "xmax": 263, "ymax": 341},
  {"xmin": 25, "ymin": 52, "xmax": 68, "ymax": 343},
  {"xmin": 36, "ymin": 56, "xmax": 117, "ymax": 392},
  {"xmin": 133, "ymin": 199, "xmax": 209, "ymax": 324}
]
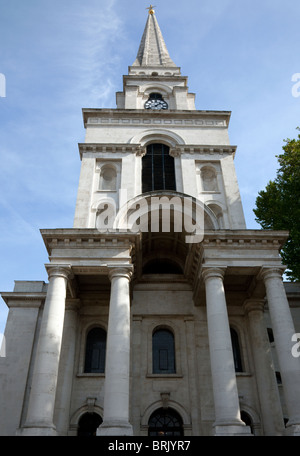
[
  {"xmin": 78, "ymin": 143, "xmax": 144, "ymax": 159},
  {"xmin": 200, "ymin": 230, "xmax": 289, "ymax": 248},
  {"xmin": 78, "ymin": 143, "xmax": 237, "ymax": 159},
  {"xmin": 40, "ymin": 229, "xmax": 140, "ymax": 255},
  {"xmin": 1, "ymin": 292, "xmax": 46, "ymax": 308}
]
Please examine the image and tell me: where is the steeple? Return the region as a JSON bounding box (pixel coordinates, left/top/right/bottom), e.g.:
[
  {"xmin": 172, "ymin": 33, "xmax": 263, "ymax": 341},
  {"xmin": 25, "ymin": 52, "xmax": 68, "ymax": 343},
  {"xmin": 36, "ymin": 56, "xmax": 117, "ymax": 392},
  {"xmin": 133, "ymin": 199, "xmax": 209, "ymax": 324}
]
[
  {"xmin": 116, "ymin": 7, "xmax": 193, "ymax": 109},
  {"xmin": 132, "ymin": 6, "xmax": 177, "ymax": 68}
]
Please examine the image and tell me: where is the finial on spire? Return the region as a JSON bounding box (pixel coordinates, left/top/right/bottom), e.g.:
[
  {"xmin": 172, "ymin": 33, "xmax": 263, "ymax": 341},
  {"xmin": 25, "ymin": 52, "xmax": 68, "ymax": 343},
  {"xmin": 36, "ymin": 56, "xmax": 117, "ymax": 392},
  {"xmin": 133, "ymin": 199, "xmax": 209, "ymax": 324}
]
[{"xmin": 146, "ymin": 4, "xmax": 156, "ymax": 15}]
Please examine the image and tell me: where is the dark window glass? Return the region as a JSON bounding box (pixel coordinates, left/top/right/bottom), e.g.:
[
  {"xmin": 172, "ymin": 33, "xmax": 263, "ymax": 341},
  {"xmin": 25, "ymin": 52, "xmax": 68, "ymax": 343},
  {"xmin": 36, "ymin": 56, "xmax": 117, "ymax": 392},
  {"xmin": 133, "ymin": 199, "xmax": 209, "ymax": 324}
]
[
  {"xmin": 153, "ymin": 329, "xmax": 175, "ymax": 374},
  {"xmin": 143, "ymin": 259, "xmax": 183, "ymax": 274},
  {"xmin": 84, "ymin": 327, "xmax": 106, "ymax": 373},
  {"xmin": 77, "ymin": 413, "xmax": 102, "ymax": 436},
  {"xmin": 142, "ymin": 144, "xmax": 176, "ymax": 193},
  {"xmin": 148, "ymin": 408, "xmax": 184, "ymax": 436},
  {"xmin": 230, "ymin": 328, "xmax": 243, "ymax": 372},
  {"xmin": 267, "ymin": 327, "xmax": 274, "ymax": 343}
]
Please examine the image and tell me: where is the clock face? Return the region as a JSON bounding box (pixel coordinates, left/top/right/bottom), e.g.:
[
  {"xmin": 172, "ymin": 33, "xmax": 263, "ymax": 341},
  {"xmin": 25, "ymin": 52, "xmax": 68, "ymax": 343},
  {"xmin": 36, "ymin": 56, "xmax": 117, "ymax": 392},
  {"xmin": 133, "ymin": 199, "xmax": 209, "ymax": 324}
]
[{"xmin": 144, "ymin": 98, "xmax": 168, "ymax": 110}]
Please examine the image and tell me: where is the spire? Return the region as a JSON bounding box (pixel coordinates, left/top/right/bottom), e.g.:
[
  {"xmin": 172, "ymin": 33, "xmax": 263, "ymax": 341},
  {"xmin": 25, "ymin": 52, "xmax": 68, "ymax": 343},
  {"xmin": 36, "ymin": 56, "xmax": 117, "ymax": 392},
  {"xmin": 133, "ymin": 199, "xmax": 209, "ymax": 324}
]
[{"xmin": 132, "ymin": 6, "xmax": 177, "ymax": 68}]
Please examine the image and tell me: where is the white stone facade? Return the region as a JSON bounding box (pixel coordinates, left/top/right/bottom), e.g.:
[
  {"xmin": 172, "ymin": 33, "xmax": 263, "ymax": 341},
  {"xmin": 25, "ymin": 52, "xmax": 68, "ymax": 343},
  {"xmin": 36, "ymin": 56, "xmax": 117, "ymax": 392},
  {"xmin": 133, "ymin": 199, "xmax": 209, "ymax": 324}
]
[{"xmin": 1, "ymin": 9, "xmax": 300, "ymax": 437}]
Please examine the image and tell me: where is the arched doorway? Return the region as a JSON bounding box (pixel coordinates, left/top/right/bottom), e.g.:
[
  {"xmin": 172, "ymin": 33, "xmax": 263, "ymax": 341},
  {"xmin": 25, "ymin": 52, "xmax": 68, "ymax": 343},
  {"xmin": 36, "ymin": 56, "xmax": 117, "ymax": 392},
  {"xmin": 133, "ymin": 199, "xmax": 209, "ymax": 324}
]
[
  {"xmin": 148, "ymin": 408, "xmax": 184, "ymax": 436},
  {"xmin": 77, "ymin": 412, "xmax": 103, "ymax": 436}
]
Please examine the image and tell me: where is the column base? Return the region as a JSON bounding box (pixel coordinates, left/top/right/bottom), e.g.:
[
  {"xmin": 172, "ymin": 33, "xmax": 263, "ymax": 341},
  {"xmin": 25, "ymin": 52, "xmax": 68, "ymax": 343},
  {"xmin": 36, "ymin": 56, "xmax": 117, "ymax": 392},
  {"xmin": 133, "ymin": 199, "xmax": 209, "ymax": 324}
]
[
  {"xmin": 97, "ymin": 420, "xmax": 133, "ymax": 436},
  {"xmin": 16, "ymin": 425, "xmax": 58, "ymax": 436},
  {"xmin": 285, "ymin": 424, "xmax": 300, "ymax": 436},
  {"xmin": 214, "ymin": 424, "xmax": 252, "ymax": 436}
]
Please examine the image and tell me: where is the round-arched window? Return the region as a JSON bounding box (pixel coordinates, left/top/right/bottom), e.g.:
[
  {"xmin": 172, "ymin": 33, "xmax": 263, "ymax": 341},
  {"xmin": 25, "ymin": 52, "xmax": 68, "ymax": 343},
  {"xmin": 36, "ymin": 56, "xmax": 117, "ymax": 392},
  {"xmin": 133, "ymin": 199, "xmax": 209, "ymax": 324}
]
[
  {"xmin": 152, "ymin": 328, "xmax": 176, "ymax": 374},
  {"xmin": 148, "ymin": 408, "xmax": 184, "ymax": 436},
  {"xmin": 84, "ymin": 327, "xmax": 107, "ymax": 373},
  {"xmin": 142, "ymin": 143, "xmax": 176, "ymax": 193}
]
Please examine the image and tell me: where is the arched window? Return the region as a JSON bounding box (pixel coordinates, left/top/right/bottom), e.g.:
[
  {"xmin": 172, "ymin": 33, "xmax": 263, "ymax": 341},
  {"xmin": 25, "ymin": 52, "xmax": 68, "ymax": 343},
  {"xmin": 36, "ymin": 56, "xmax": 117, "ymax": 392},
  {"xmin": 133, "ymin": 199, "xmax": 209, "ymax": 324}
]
[
  {"xmin": 230, "ymin": 328, "xmax": 243, "ymax": 372},
  {"xmin": 84, "ymin": 327, "xmax": 107, "ymax": 373},
  {"xmin": 148, "ymin": 408, "xmax": 184, "ymax": 436},
  {"xmin": 142, "ymin": 143, "xmax": 176, "ymax": 193},
  {"xmin": 77, "ymin": 413, "xmax": 102, "ymax": 436},
  {"xmin": 99, "ymin": 165, "xmax": 117, "ymax": 191},
  {"xmin": 152, "ymin": 328, "xmax": 176, "ymax": 374}
]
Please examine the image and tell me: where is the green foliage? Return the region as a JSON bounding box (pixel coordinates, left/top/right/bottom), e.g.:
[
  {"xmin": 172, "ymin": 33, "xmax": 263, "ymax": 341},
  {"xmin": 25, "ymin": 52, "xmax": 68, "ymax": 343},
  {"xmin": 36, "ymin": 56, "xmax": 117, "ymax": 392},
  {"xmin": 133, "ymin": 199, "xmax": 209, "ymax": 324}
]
[{"xmin": 253, "ymin": 128, "xmax": 300, "ymax": 281}]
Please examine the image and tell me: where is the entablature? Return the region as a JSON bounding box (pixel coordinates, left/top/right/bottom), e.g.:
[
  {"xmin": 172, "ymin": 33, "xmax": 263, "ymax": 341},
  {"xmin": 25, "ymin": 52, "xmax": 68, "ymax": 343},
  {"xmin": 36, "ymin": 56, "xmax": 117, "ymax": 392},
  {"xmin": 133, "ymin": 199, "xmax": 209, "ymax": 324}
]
[{"xmin": 82, "ymin": 108, "xmax": 231, "ymax": 129}]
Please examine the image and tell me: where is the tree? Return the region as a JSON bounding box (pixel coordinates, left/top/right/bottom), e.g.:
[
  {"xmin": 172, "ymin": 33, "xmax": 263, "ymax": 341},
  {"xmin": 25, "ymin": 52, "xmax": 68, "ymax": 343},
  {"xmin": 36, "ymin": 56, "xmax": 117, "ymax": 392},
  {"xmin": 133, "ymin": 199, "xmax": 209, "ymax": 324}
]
[{"xmin": 253, "ymin": 128, "xmax": 300, "ymax": 281}]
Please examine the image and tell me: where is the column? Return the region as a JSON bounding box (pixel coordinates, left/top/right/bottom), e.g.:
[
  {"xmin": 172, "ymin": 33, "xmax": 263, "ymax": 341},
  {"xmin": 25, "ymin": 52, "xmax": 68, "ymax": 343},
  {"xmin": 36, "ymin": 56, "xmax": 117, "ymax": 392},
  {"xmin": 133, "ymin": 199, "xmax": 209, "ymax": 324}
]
[
  {"xmin": 97, "ymin": 267, "xmax": 133, "ymax": 436},
  {"xmin": 54, "ymin": 300, "xmax": 79, "ymax": 435},
  {"xmin": 202, "ymin": 267, "xmax": 251, "ymax": 436},
  {"xmin": 19, "ymin": 265, "xmax": 72, "ymax": 436},
  {"xmin": 260, "ymin": 267, "xmax": 300, "ymax": 435},
  {"xmin": 244, "ymin": 300, "xmax": 285, "ymax": 435}
]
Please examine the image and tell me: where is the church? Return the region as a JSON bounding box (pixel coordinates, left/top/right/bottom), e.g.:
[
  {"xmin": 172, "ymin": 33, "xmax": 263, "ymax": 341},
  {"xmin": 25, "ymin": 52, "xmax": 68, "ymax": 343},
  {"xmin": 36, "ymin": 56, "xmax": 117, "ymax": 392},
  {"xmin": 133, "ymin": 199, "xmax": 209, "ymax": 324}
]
[{"xmin": 1, "ymin": 6, "xmax": 300, "ymax": 437}]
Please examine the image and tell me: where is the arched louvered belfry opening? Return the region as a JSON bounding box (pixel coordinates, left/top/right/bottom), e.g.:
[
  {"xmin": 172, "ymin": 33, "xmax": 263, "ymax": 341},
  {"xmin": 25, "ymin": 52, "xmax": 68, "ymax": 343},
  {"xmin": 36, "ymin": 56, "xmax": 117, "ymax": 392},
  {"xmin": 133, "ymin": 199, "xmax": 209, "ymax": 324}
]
[{"xmin": 142, "ymin": 143, "xmax": 176, "ymax": 193}]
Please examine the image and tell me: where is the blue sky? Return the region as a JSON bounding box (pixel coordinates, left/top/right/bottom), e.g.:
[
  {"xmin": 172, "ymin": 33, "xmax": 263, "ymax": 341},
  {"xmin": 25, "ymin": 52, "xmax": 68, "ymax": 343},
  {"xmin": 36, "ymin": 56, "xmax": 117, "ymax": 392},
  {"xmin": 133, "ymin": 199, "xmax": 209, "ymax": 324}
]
[{"xmin": 0, "ymin": 0, "xmax": 299, "ymax": 333}]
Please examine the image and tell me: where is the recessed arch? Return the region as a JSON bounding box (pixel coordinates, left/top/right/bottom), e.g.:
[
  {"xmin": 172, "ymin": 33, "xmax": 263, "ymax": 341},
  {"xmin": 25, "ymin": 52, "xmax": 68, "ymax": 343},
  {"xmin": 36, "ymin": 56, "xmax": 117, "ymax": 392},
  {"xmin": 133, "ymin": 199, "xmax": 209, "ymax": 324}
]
[
  {"xmin": 141, "ymin": 400, "xmax": 191, "ymax": 428},
  {"xmin": 207, "ymin": 203, "xmax": 224, "ymax": 229},
  {"xmin": 148, "ymin": 407, "xmax": 184, "ymax": 436},
  {"xmin": 130, "ymin": 129, "xmax": 185, "ymax": 147},
  {"xmin": 69, "ymin": 404, "xmax": 104, "ymax": 435},
  {"xmin": 77, "ymin": 412, "xmax": 102, "ymax": 436},
  {"xmin": 200, "ymin": 165, "xmax": 218, "ymax": 192},
  {"xmin": 99, "ymin": 163, "xmax": 117, "ymax": 191},
  {"xmin": 143, "ymin": 83, "xmax": 173, "ymax": 96}
]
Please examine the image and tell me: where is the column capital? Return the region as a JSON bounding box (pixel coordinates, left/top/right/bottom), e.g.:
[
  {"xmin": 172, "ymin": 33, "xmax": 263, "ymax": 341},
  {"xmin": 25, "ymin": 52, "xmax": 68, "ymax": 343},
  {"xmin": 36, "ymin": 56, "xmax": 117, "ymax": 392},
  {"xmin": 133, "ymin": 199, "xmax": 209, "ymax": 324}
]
[
  {"xmin": 202, "ymin": 267, "xmax": 226, "ymax": 282},
  {"xmin": 45, "ymin": 264, "xmax": 73, "ymax": 280},
  {"xmin": 258, "ymin": 266, "xmax": 286, "ymax": 282},
  {"xmin": 108, "ymin": 265, "xmax": 133, "ymax": 282},
  {"xmin": 243, "ymin": 299, "xmax": 266, "ymax": 315}
]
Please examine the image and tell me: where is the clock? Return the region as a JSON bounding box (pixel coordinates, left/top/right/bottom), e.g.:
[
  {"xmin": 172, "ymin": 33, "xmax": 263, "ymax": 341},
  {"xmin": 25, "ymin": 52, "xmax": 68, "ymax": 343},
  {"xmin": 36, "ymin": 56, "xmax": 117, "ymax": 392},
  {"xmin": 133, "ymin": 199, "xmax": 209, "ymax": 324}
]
[{"xmin": 144, "ymin": 93, "xmax": 168, "ymax": 110}]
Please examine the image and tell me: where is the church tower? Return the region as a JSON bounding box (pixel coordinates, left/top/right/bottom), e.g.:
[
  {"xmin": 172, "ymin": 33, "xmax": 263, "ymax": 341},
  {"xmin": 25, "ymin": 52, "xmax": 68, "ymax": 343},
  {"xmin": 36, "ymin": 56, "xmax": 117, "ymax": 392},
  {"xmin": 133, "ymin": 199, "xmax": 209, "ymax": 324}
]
[{"xmin": 1, "ymin": 7, "xmax": 300, "ymax": 437}]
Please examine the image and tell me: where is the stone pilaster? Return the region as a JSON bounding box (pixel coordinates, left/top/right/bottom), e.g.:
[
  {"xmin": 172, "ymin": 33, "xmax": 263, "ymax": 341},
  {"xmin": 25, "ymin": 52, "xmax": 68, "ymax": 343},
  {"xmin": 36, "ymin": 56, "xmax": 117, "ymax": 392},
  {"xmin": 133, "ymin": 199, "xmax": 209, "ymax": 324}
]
[{"xmin": 244, "ymin": 299, "xmax": 285, "ymax": 435}]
